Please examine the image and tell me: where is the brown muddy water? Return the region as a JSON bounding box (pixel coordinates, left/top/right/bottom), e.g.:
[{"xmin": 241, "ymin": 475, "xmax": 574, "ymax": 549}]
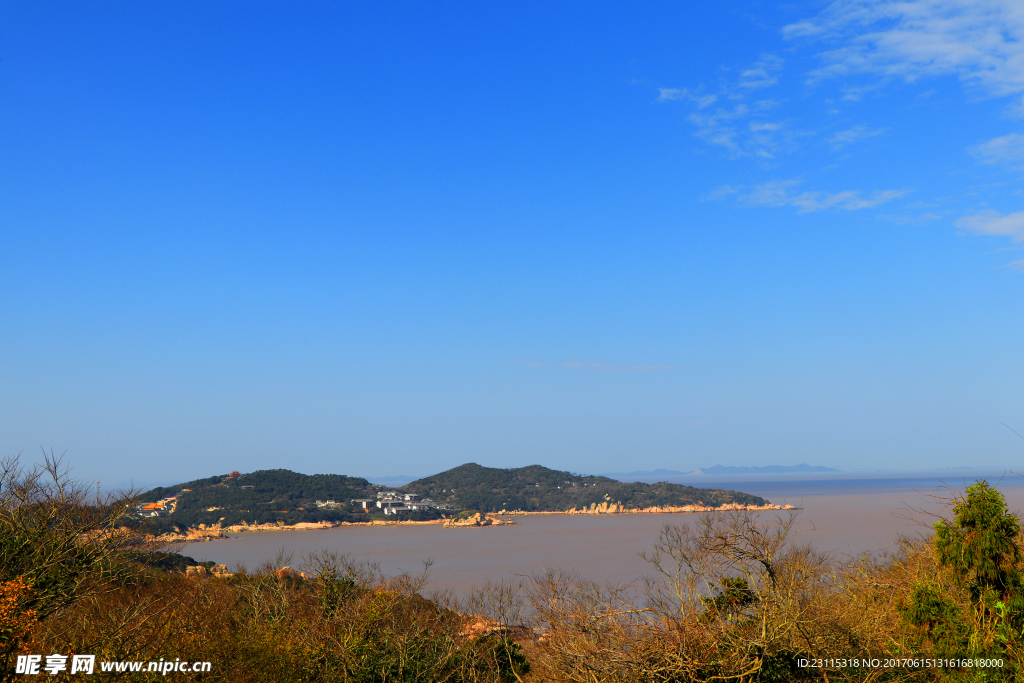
[{"xmin": 188, "ymin": 477, "xmax": 1024, "ymax": 596}]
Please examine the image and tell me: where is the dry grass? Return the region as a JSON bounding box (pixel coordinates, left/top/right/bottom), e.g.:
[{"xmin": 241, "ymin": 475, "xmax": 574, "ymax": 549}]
[{"xmin": 4, "ymin": 455, "xmax": 1023, "ymax": 682}]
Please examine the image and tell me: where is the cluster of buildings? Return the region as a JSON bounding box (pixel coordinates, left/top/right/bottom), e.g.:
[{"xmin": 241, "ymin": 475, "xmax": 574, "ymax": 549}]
[
  {"xmin": 135, "ymin": 473, "xmax": 459, "ymax": 522},
  {"xmin": 135, "ymin": 491, "xmax": 189, "ymax": 518},
  {"xmin": 314, "ymin": 491, "xmax": 453, "ymax": 516}
]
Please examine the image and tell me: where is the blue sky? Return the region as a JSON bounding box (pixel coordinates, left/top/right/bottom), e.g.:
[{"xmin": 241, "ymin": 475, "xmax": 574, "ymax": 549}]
[{"xmin": 2, "ymin": 0, "xmax": 1022, "ymax": 486}]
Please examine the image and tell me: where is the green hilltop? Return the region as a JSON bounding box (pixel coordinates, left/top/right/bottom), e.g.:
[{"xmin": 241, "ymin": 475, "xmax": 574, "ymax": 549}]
[
  {"xmin": 404, "ymin": 463, "xmax": 769, "ymax": 513},
  {"xmin": 137, "ymin": 469, "xmax": 392, "ymax": 531}
]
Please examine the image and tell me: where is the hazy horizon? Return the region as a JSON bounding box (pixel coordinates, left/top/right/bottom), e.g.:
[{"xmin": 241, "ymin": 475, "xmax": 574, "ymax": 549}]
[
  {"xmin": 91, "ymin": 461, "xmax": 1024, "ymax": 496},
  {"xmin": 2, "ymin": 1, "xmax": 1022, "ymax": 486}
]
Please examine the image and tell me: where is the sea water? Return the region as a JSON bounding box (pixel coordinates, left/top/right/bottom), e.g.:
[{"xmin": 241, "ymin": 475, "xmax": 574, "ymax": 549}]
[{"xmin": 188, "ymin": 475, "xmax": 1024, "ymax": 596}]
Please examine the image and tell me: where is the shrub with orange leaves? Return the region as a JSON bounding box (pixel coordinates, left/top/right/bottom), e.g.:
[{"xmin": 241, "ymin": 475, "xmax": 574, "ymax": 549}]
[{"xmin": 0, "ymin": 576, "xmax": 37, "ymax": 661}]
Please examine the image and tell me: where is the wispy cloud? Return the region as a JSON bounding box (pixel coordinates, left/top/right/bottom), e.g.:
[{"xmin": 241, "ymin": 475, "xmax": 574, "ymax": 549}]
[
  {"xmin": 969, "ymin": 133, "xmax": 1024, "ymax": 166},
  {"xmin": 708, "ymin": 179, "xmax": 907, "ymax": 213},
  {"xmin": 739, "ymin": 54, "xmax": 785, "ymax": 89},
  {"xmin": 510, "ymin": 359, "xmax": 548, "ymax": 367},
  {"xmin": 657, "ymin": 88, "xmax": 717, "ymax": 107},
  {"xmin": 702, "ymin": 185, "xmax": 740, "ymax": 201},
  {"xmin": 693, "ymin": 94, "xmax": 718, "ymax": 108},
  {"xmin": 955, "ymin": 209, "xmax": 1024, "ymax": 269},
  {"xmin": 514, "ymin": 359, "xmax": 684, "ymax": 372},
  {"xmin": 563, "ymin": 361, "xmax": 683, "ymax": 373},
  {"xmin": 955, "ymin": 209, "xmax": 1024, "ymax": 240},
  {"xmin": 685, "ymin": 101, "xmax": 802, "ymax": 159},
  {"xmin": 879, "ymin": 210, "xmax": 945, "ymax": 225},
  {"xmin": 657, "ymin": 88, "xmax": 688, "ymax": 101},
  {"xmin": 784, "ymin": 0, "xmax": 1024, "ymax": 103},
  {"xmin": 658, "ymin": 55, "xmax": 805, "ymax": 160},
  {"xmin": 828, "ymin": 125, "xmax": 885, "ymax": 149}
]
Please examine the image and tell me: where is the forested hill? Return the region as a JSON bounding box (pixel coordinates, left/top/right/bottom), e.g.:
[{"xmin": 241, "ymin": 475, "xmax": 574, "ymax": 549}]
[
  {"xmin": 135, "ymin": 464, "xmax": 770, "ymax": 530},
  {"xmin": 403, "ymin": 463, "xmax": 769, "ymax": 513},
  {"xmin": 140, "ymin": 469, "xmax": 376, "ymax": 506},
  {"xmin": 137, "ymin": 469, "xmax": 389, "ymax": 530}
]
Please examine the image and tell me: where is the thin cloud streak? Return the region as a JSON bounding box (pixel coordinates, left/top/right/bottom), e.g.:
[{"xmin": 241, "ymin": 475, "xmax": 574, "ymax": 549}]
[
  {"xmin": 829, "ymin": 125, "xmax": 885, "ymax": 149},
  {"xmin": 563, "ymin": 361, "xmax": 685, "ymax": 373},
  {"xmin": 708, "ymin": 179, "xmax": 908, "ymax": 213},
  {"xmin": 969, "ymin": 133, "xmax": 1024, "ymax": 166},
  {"xmin": 513, "ymin": 359, "xmax": 685, "ymax": 373}
]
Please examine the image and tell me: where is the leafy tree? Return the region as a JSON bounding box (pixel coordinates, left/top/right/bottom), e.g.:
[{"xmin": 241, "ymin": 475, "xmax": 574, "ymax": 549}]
[
  {"xmin": 902, "ymin": 480, "xmax": 1024, "ymax": 674},
  {"xmin": 935, "ymin": 481, "xmax": 1021, "ymax": 601}
]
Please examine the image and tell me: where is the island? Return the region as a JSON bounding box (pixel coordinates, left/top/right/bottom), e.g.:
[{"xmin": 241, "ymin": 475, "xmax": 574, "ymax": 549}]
[{"xmin": 135, "ymin": 462, "xmax": 784, "ymax": 540}]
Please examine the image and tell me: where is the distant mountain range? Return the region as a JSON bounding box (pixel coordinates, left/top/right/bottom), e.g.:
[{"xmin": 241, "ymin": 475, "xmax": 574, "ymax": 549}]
[
  {"xmin": 604, "ymin": 464, "xmax": 841, "ymax": 480},
  {"xmin": 698, "ymin": 464, "xmax": 841, "ymax": 475}
]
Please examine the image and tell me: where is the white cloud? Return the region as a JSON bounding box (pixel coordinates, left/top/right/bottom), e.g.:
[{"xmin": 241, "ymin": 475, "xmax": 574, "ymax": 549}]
[
  {"xmin": 685, "ymin": 102, "xmax": 798, "ymax": 159},
  {"xmin": 956, "ymin": 210, "xmax": 1024, "ymax": 269},
  {"xmin": 828, "ymin": 124, "xmax": 885, "ymax": 149},
  {"xmin": 969, "ymin": 133, "xmax": 1024, "ymax": 166},
  {"xmin": 739, "ymin": 54, "xmax": 785, "ymax": 89},
  {"xmin": 955, "ymin": 209, "xmax": 1024, "ymax": 240},
  {"xmin": 703, "ymin": 185, "xmax": 740, "ymax": 201},
  {"xmin": 658, "ymin": 55, "xmax": 798, "ymax": 159},
  {"xmin": 657, "ymin": 88, "xmax": 717, "ymax": 107},
  {"xmin": 785, "ymin": 0, "xmax": 1024, "ymax": 100},
  {"xmin": 879, "ymin": 210, "xmax": 945, "ymax": 224},
  {"xmin": 739, "ymin": 179, "xmax": 907, "ymax": 212},
  {"xmin": 657, "ymin": 88, "xmax": 688, "ymax": 101}
]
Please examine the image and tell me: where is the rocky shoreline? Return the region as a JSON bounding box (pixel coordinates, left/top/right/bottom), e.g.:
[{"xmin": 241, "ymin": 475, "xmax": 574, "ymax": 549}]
[
  {"xmin": 499, "ymin": 502, "xmax": 796, "ymax": 515},
  {"xmin": 154, "ymin": 503, "xmax": 790, "ymax": 543},
  {"xmin": 442, "ymin": 513, "xmax": 516, "ymax": 528},
  {"xmin": 152, "ymin": 515, "xmax": 517, "ymax": 542}
]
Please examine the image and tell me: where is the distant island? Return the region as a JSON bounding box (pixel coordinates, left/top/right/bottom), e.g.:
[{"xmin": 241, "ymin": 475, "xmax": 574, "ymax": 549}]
[
  {"xmin": 405, "ymin": 463, "xmax": 770, "ymax": 513},
  {"xmin": 136, "ymin": 462, "xmax": 774, "ymax": 533},
  {"xmin": 600, "ymin": 468, "xmax": 693, "ymax": 479},
  {"xmin": 603, "ymin": 463, "xmax": 841, "ymax": 480},
  {"xmin": 697, "ymin": 464, "xmax": 841, "ymax": 475}
]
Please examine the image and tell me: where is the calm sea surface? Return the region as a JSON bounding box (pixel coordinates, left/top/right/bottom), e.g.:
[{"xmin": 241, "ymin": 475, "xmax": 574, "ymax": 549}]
[{"xmin": 189, "ymin": 476, "xmax": 1024, "ymax": 596}]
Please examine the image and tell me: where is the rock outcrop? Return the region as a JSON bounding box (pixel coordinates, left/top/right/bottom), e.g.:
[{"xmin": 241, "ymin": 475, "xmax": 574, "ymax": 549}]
[
  {"xmin": 442, "ymin": 513, "xmax": 517, "ymax": 528},
  {"xmin": 499, "ymin": 502, "xmax": 796, "ymax": 515}
]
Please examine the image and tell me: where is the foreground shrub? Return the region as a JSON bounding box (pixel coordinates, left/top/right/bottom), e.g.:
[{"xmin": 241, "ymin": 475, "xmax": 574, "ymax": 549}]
[
  {"xmin": 517, "ymin": 483, "xmax": 1024, "ymax": 682},
  {"xmin": 5, "ymin": 454, "xmax": 1024, "ymax": 683},
  {"xmin": 0, "ymin": 578, "xmax": 36, "ymax": 664},
  {"xmin": 29, "ymin": 552, "xmax": 527, "ymax": 682}
]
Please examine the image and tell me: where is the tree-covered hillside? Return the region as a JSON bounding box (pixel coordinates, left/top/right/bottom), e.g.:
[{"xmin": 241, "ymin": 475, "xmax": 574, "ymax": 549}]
[
  {"xmin": 140, "ymin": 469, "xmax": 375, "ymax": 507},
  {"xmin": 403, "ymin": 463, "xmax": 769, "ymax": 513},
  {"xmin": 135, "ymin": 464, "xmax": 770, "ymax": 531},
  {"xmin": 138, "ymin": 469, "xmax": 441, "ymax": 531}
]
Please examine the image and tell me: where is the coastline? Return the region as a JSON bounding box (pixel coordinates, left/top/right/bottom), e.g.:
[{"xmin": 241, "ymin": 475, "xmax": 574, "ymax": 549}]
[
  {"xmin": 156, "ymin": 502, "xmax": 792, "ymax": 543},
  {"xmin": 500, "ymin": 502, "xmax": 794, "ymax": 515}
]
